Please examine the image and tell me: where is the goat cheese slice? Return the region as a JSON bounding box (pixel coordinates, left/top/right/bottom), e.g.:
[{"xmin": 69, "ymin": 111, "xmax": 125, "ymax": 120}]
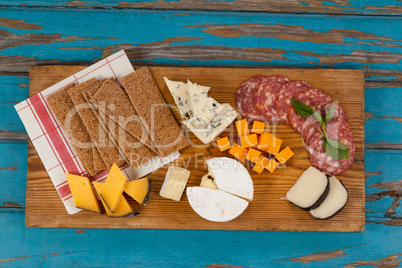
[
  {"xmin": 188, "ymin": 80, "xmax": 224, "ymax": 122},
  {"xmin": 183, "ymin": 103, "xmax": 238, "ymax": 144},
  {"xmin": 164, "ymin": 77, "xmax": 209, "ymax": 119},
  {"xmin": 186, "ymin": 187, "xmax": 249, "ymax": 222},
  {"xmin": 207, "ymin": 157, "xmax": 254, "ymax": 202}
]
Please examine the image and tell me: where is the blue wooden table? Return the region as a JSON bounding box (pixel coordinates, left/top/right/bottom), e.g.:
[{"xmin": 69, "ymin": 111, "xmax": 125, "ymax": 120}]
[{"xmin": 1, "ymin": 1, "xmax": 401, "ymax": 267}]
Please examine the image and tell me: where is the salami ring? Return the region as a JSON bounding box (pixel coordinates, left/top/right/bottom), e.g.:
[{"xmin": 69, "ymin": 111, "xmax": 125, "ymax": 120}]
[
  {"xmin": 288, "ymin": 88, "xmax": 332, "ymax": 134},
  {"xmin": 236, "ymin": 76, "xmax": 266, "ymax": 122},
  {"xmin": 306, "ymin": 121, "xmax": 355, "ymax": 176},
  {"xmin": 274, "ymin": 81, "xmax": 313, "ymax": 126},
  {"xmin": 253, "ymin": 75, "xmax": 289, "ymax": 123},
  {"xmin": 301, "ymin": 101, "xmax": 328, "ymax": 142}
]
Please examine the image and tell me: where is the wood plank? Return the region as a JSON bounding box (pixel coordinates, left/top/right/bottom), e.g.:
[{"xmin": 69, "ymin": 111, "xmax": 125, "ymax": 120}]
[
  {"xmin": 0, "ymin": 8, "xmax": 400, "ymax": 83},
  {"xmin": 26, "ymin": 65, "xmax": 365, "ymax": 231},
  {"xmin": 1, "ymin": 0, "xmax": 402, "ymax": 15}
]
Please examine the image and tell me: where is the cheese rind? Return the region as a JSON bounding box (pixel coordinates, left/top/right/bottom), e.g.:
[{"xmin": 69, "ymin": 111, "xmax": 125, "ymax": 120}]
[
  {"xmin": 207, "ymin": 157, "xmax": 254, "ymax": 201},
  {"xmin": 183, "ymin": 103, "xmax": 238, "ymax": 144},
  {"xmin": 100, "ymin": 163, "xmax": 127, "ymax": 213},
  {"xmin": 124, "ymin": 177, "xmax": 151, "ymax": 205},
  {"xmin": 160, "ymin": 166, "xmax": 190, "ymax": 201},
  {"xmin": 66, "ymin": 174, "xmax": 101, "ymax": 214},
  {"xmin": 186, "ymin": 187, "xmax": 249, "ymax": 222},
  {"xmin": 93, "ymin": 182, "xmax": 136, "ymax": 217},
  {"xmin": 164, "ymin": 77, "xmax": 209, "ymax": 119}
]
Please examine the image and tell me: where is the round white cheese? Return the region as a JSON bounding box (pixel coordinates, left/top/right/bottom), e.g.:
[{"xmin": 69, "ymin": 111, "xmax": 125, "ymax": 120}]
[{"xmin": 186, "ymin": 187, "xmax": 249, "ymax": 222}]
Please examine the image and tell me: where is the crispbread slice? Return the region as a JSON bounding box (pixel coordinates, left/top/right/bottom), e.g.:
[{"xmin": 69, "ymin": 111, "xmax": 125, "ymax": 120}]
[
  {"xmin": 89, "ymin": 79, "xmax": 160, "ymax": 156},
  {"xmin": 121, "ymin": 67, "xmax": 188, "ymax": 157},
  {"xmin": 45, "ymin": 82, "xmax": 96, "ymax": 176},
  {"xmin": 68, "ymin": 78, "xmax": 125, "ymax": 170},
  {"xmin": 67, "ymin": 79, "xmax": 107, "ymax": 173}
]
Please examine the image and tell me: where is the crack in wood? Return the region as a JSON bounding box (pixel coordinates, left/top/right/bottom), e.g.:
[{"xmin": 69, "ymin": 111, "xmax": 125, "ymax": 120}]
[
  {"xmin": 0, "ymin": 17, "xmax": 41, "ymax": 30},
  {"xmin": 280, "ymin": 248, "xmax": 347, "ymax": 263},
  {"xmin": 0, "ymin": 130, "xmax": 29, "ymax": 140},
  {"xmin": 0, "ymin": 202, "xmax": 24, "ymax": 209},
  {"xmin": 0, "ymin": 166, "xmax": 18, "ymax": 171},
  {"xmin": 365, "ymin": 112, "xmax": 402, "ymax": 123},
  {"xmin": 345, "ymin": 253, "xmax": 402, "ymax": 268},
  {"xmin": 205, "ymin": 264, "xmax": 242, "ymax": 268},
  {"xmin": 365, "ymin": 170, "xmax": 382, "ymax": 181},
  {"xmin": 0, "ymin": 255, "xmax": 28, "ymax": 263}
]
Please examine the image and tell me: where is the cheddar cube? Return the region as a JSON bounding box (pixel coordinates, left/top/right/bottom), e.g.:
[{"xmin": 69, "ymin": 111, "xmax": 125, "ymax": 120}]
[
  {"xmin": 257, "ymin": 143, "xmax": 270, "ymax": 152},
  {"xmin": 229, "ymin": 143, "xmax": 248, "ymax": 162},
  {"xmin": 266, "ymin": 159, "xmax": 279, "ymax": 173},
  {"xmin": 252, "ymin": 161, "xmax": 265, "ymax": 174},
  {"xmin": 216, "ymin": 137, "xmax": 231, "ymax": 152},
  {"xmin": 240, "ymin": 134, "xmax": 258, "ymax": 148},
  {"xmin": 276, "ymin": 146, "xmax": 294, "ymax": 164},
  {"xmin": 245, "ymin": 148, "xmax": 261, "ymax": 163},
  {"xmin": 251, "ymin": 121, "xmax": 265, "ymax": 134},
  {"xmin": 124, "ymin": 177, "xmax": 151, "ymax": 205},
  {"xmin": 66, "ymin": 174, "xmax": 101, "ymax": 214},
  {"xmin": 266, "ymin": 136, "xmax": 282, "ymax": 155},
  {"xmin": 100, "ymin": 163, "xmax": 127, "ymax": 213},
  {"xmin": 235, "ymin": 119, "xmax": 249, "ymax": 137},
  {"xmin": 93, "ymin": 182, "xmax": 135, "ymax": 217}
]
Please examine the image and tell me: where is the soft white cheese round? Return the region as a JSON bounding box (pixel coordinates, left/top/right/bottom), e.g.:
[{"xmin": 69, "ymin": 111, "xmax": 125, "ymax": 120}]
[{"xmin": 186, "ymin": 187, "xmax": 249, "ymax": 222}]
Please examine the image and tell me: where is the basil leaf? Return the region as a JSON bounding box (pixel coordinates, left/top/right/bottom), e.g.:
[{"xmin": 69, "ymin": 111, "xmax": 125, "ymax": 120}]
[
  {"xmin": 325, "ymin": 104, "xmax": 336, "ymax": 123},
  {"xmin": 291, "ymin": 99, "xmax": 314, "ymax": 117},
  {"xmin": 323, "ymin": 137, "xmax": 350, "ymax": 159},
  {"xmin": 312, "ymin": 109, "xmax": 324, "ymax": 125}
]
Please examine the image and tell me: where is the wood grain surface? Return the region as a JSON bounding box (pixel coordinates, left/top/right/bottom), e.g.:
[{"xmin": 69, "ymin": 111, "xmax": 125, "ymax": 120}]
[{"xmin": 26, "ymin": 65, "xmax": 365, "ymax": 232}]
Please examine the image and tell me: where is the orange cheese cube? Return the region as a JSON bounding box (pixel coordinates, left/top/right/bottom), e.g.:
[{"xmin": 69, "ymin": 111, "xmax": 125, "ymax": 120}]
[
  {"xmin": 252, "ymin": 161, "xmax": 264, "ymax": 174},
  {"xmin": 240, "ymin": 134, "xmax": 258, "ymax": 148},
  {"xmin": 259, "ymin": 133, "xmax": 282, "ymax": 155},
  {"xmin": 229, "ymin": 143, "xmax": 248, "ymax": 162},
  {"xmin": 276, "ymin": 146, "xmax": 294, "ymax": 164},
  {"xmin": 245, "ymin": 148, "xmax": 261, "ymax": 163},
  {"xmin": 216, "ymin": 137, "xmax": 231, "ymax": 152},
  {"xmin": 266, "ymin": 159, "xmax": 279, "ymax": 173},
  {"xmin": 257, "ymin": 143, "xmax": 270, "ymax": 152},
  {"xmin": 251, "ymin": 121, "xmax": 265, "ymax": 134},
  {"xmin": 235, "ymin": 119, "xmax": 249, "ymax": 137}
]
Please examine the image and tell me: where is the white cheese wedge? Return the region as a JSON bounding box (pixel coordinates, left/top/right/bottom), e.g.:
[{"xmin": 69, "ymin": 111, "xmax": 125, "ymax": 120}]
[
  {"xmin": 164, "ymin": 77, "xmax": 210, "ymax": 119},
  {"xmin": 200, "ymin": 174, "xmax": 219, "ymax": 190},
  {"xmin": 183, "ymin": 103, "xmax": 238, "ymax": 144},
  {"xmin": 207, "ymin": 157, "xmax": 254, "ymax": 202},
  {"xmin": 160, "ymin": 166, "xmax": 191, "ymax": 201},
  {"xmin": 188, "ymin": 80, "xmax": 224, "ymax": 122},
  {"xmin": 186, "ymin": 187, "xmax": 249, "ymax": 222}
]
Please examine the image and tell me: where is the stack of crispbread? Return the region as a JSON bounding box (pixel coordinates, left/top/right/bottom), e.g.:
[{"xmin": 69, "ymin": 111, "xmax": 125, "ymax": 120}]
[{"xmin": 46, "ymin": 67, "xmax": 188, "ymax": 176}]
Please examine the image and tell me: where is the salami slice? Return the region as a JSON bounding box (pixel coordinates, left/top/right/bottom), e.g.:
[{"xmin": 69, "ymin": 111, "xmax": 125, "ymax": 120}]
[
  {"xmin": 236, "ymin": 76, "xmax": 266, "ymax": 122},
  {"xmin": 301, "ymin": 101, "xmax": 328, "ymax": 142},
  {"xmin": 274, "ymin": 81, "xmax": 313, "ymax": 126},
  {"xmin": 323, "ymin": 102, "xmax": 349, "ymax": 123},
  {"xmin": 288, "ymin": 88, "xmax": 332, "ymax": 134},
  {"xmin": 306, "ymin": 121, "xmax": 355, "ymax": 176},
  {"xmin": 253, "ymin": 75, "xmax": 289, "ymax": 123}
]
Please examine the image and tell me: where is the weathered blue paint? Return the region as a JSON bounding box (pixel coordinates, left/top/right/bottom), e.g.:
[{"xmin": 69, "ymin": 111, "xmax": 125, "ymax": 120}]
[
  {"xmin": 0, "ymin": 140, "xmax": 28, "ymax": 207},
  {"xmin": 365, "ymin": 118, "xmax": 402, "ymax": 144},
  {"xmin": 365, "ymin": 87, "xmax": 402, "ymax": 118},
  {"xmin": 0, "ymin": 76, "xmax": 29, "ymax": 132}
]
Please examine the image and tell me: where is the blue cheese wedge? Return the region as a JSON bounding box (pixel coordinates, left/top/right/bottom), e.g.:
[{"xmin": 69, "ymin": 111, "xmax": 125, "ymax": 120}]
[
  {"xmin": 186, "ymin": 187, "xmax": 249, "ymax": 222},
  {"xmin": 188, "ymin": 80, "xmax": 224, "ymax": 122},
  {"xmin": 164, "ymin": 77, "xmax": 209, "ymax": 119},
  {"xmin": 183, "ymin": 104, "xmax": 238, "ymax": 144}
]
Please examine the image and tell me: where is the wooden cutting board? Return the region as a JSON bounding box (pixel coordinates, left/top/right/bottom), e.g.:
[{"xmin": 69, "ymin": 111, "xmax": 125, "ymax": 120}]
[{"xmin": 26, "ymin": 66, "xmax": 365, "ymax": 232}]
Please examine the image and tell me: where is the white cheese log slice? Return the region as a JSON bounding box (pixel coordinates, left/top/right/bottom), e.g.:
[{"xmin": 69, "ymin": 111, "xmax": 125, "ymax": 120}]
[
  {"xmin": 207, "ymin": 157, "xmax": 254, "ymax": 201},
  {"xmin": 286, "ymin": 166, "xmax": 329, "ymax": 209},
  {"xmin": 164, "ymin": 77, "xmax": 209, "ymax": 119},
  {"xmin": 310, "ymin": 176, "xmax": 348, "ymax": 219},
  {"xmin": 160, "ymin": 166, "xmax": 191, "ymax": 201},
  {"xmin": 188, "ymin": 80, "xmax": 225, "ymax": 122},
  {"xmin": 183, "ymin": 103, "xmax": 238, "ymax": 144},
  {"xmin": 186, "ymin": 187, "xmax": 249, "ymax": 222}
]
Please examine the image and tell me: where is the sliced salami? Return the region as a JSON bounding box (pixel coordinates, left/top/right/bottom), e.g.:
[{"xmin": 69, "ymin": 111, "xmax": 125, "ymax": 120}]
[
  {"xmin": 274, "ymin": 80, "xmax": 313, "ymax": 126},
  {"xmin": 323, "ymin": 102, "xmax": 349, "ymax": 123},
  {"xmin": 301, "ymin": 101, "xmax": 328, "ymax": 142},
  {"xmin": 236, "ymin": 76, "xmax": 266, "ymax": 122},
  {"xmin": 288, "ymin": 88, "xmax": 332, "ymax": 134},
  {"xmin": 253, "ymin": 75, "xmax": 289, "ymax": 123},
  {"xmin": 306, "ymin": 123, "xmax": 355, "ymax": 176}
]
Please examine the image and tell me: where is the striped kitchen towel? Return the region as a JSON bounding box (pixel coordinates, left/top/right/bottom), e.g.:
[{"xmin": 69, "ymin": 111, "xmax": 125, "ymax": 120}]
[{"xmin": 15, "ymin": 50, "xmax": 179, "ymax": 215}]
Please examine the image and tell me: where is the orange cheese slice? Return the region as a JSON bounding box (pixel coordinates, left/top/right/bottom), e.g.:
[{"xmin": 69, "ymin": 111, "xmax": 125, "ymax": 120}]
[
  {"xmin": 276, "ymin": 146, "xmax": 294, "ymax": 164},
  {"xmin": 251, "ymin": 121, "xmax": 265, "ymax": 134},
  {"xmin": 229, "ymin": 143, "xmax": 248, "ymax": 162},
  {"xmin": 93, "ymin": 181, "xmax": 136, "ymax": 217},
  {"xmin": 124, "ymin": 177, "xmax": 151, "ymax": 205},
  {"xmin": 66, "ymin": 174, "xmax": 101, "ymax": 214},
  {"xmin": 235, "ymin": 119, "xmax": 249, "ymax": 137},
  {"xmin": 100, "ymin": 163, "xmax": 127, "ymax": 213},
  {"xmin": 216, "ymin": 137, "xmax": 231, "ymax": 152}
]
